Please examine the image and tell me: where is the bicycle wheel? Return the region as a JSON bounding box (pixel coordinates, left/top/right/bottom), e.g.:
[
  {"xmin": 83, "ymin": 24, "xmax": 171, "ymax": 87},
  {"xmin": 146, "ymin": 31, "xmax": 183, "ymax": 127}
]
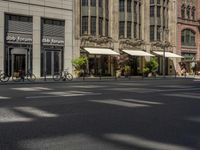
[
  {"xmin": 27, "ymin": 73, "xmax": 36, "ymax": 82},
  {"xmin": 53, "ymin": 73, "xmax": 61, "ymax": 81},
  {"xmin": 66, "ymin": 73, "xmax": 73, "ymax": 81},
  {"xmin": 0, "ymin": 73, "xmax": 10, "ymax": 82}
]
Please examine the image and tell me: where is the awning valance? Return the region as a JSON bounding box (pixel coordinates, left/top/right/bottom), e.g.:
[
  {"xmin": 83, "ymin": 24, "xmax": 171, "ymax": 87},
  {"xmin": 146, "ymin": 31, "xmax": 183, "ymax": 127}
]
[
  {"xmin": 123, "ymin": 50, "xmax": 154, "ymax": 57},
  {"xmin": 84, "ymin": 48, "xmax": 119, "ymax": 55},
  {"xmin": 153, "ymin": 51, "xmax": 183, "ymax": 58}
]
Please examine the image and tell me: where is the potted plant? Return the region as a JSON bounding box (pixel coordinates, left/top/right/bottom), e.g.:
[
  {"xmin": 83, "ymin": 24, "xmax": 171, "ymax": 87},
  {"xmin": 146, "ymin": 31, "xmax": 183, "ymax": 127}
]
[
  {"xmin": 72, "ymin": 56, "xmax": 88, "ymax": 78},
  {"xmin": 144, "ymin": 57, "xmax": 158, "ymax": 77},
  {"xmin": 124, "ymin": 65, "xmax": 131, "ymax": 77}
]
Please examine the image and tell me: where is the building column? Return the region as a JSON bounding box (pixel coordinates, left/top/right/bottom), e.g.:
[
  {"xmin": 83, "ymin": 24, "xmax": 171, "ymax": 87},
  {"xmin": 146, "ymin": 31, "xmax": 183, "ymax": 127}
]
[
  {"xmin": 32, "ymin": 16, "xmax": 41, "ymax": 77},
  {"xmin": 0, "ymin": 12, "xmax": 4, "ymax": 72},
  {"xmin": 64, "ymin": 19, "xmax": 73, "ymax": 73}
]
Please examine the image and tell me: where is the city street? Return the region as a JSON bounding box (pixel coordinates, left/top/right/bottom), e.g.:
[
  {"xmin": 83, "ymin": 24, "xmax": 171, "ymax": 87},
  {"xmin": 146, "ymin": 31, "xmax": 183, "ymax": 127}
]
[{"xmin": 0, "ymin": 79, "xmax": 200, "ymax": 150}]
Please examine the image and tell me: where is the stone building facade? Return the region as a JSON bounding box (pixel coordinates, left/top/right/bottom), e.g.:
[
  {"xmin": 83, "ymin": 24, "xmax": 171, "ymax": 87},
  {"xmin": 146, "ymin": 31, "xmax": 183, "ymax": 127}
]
[
  {"xmin": 177, "ymin": 0, "xmax": 200, "ymax": 74},
  {"xmin": 74, "ymin": 0, "xmax": 178, "ymax": 76},
  {"xmin": 0, "ymin": 0, "xmax": 73, "ymax": 77}
]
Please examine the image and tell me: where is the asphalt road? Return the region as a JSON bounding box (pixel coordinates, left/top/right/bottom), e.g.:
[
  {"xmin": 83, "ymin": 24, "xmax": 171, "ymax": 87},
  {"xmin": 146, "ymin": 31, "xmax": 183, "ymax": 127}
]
[{"xmin": 0, "ymin": 79, "xmax": 200, "ymax": 150}]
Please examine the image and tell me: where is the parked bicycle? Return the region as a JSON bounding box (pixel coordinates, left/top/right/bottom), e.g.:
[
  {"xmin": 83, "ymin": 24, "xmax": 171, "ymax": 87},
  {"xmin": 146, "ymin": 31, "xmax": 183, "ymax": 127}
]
[
  {"xmin": 12, "ymin": 70, "xmax": 36, "ymax": 82},
  {"xmin": 53, "ymin": 69, "xmax": 73, "ymax": 81},
  {"xmin": 0, "ymin": 70, "xmax": 11, "ymax": 82}
]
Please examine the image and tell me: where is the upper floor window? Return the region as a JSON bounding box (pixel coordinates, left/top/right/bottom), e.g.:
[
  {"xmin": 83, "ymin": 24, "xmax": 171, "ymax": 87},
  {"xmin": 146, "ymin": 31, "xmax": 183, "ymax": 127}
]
[
  {"xmin": 187, "ymin": 6, "xmax": 190, "ymax": 19},
  {"xmin": 181, "ymin": 4, "xmax": 185, "ymax": 19},
  {"xmin": 157, "ymin": 6, "xmax": 161, "ymax": 17},
  {"xmin": 191, "ymin": 7, "xmax": 195, "ymax": 20},
  {"xmin": 181, "ymin": 29, "xmax": 196, "ymax": 46},
  {"xmin": 119, "ymin": 21, "xmax": 125, "ymax": 38},
  {"xmin": 150, "ymin": 6, "xmax": 155, "ymax": 17},
  {"xmin": 127, "ymin": 0, "xmax": 132, "ymax": 12},
  {"xmin": 81, "ymin": 16, "xmax": 88, "ymax": 35},
  {"xmin": 150, "ymin": 0, "xmax": 154, "ymax": 4},
  {"xmin": 82, "ymin": 0, "xmax": 88, "ymax": 6},
  {"xmin": 90, "ymin": 0, "xmax": 96, "ymax": 7},
  {"xmin": 99, "ymin": 0, "xmax": 102, "ymax": 7},
  {"xmin": 91, "ymin": 16, "xmax": 96, "ymax": 35},
  {"xmin": 119, "ymin": 0, "xmax": 125, "ymax": 12}
]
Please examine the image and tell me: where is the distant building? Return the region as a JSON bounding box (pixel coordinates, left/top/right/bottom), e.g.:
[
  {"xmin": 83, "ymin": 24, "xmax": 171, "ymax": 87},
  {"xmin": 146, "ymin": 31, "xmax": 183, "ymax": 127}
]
[
  {"xmin": 0, "ymin": 0, "xmax": 73, "ymax": 77},
  {"xmin": 177, "ymin": 0, "xmax": 200, "ymax": 74},
  {"xmin": 74, "ymin": 0, "xmax": 178, "ymax": 77}
]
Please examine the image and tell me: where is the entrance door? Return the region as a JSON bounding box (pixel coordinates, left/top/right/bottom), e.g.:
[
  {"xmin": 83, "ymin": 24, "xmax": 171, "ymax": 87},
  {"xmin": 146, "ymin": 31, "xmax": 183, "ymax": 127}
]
[
  {"xmin": 14, "ymin": 54, "xmax": 26, "ymax": 73},
  {"xmin": 44, "ymin": 51, "xmax": 62, "ymax": 76}
]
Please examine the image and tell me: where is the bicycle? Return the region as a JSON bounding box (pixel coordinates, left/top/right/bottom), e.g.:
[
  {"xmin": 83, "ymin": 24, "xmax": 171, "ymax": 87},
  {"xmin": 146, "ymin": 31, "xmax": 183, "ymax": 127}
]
[
  {"xmin": 53, "ymin": 69, "xmax": 73, "ymax": 81},
  {"xmin": 0, "ymin": 70, "xmax": 11, "ymax": 82},
  {"xmin": 12, "ymin": 70, "xmax": 36, "ymax": 82}
]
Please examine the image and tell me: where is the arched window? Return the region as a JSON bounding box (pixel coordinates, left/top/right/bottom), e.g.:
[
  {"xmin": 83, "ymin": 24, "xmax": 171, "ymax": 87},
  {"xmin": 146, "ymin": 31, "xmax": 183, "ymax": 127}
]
[
  {"xmin": 181, "ymin": 4, "xmax": 185, "ymax": 19},
  {"xmin": 191, "ymin": 7, "xmax": 195, "ymax": 20},
  {"xmin": 181, "ymin": 29, "xmax": 196, "ymax": 46},
  {"xmin": 187, "ymin": 6, "xmax": 191, "ymax": 19}
]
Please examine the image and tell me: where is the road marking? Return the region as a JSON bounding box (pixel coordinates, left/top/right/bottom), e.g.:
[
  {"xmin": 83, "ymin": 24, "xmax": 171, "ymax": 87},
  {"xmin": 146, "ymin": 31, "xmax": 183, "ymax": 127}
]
[
  {"xmin": 26, "ymin": 91, "xmax": 102, "ymax": 99},
  {"xmin": 0, "ymin": 108, "xmax": 33, "ymax": 123},
  {"xmin": 164, "ymin": 94, "xmax": 200, "ymax": 99},
  {"xmin": 14, "ymin": 107, "xmax": 58, "ymax": 118},
  {"xmin": 104, "ymin": 134, "xmax": 195, "ymax": 150},
  {"xmin": 122, "ymin": 99, "xmax": 163, "ymax": 105},
  {"xmin": 90, "ymin": 99, "xmax": 149, "ymax": 108},
  {"xmin": 11, "ymin": 87, "xmax": 52, "ymax": 92},
  {"xmin": 0, "ymin": 96, "xmax": 10, "ymax": 99}
]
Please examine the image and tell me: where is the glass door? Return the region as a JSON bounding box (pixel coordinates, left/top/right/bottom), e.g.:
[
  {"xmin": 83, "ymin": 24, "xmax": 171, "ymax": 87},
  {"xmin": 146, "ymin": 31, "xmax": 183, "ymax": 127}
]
[
  {"xmin": 14, "ymin": 54, "xmax": 26, "ymax": 73},
  {"xmin": 43, "ymin": 50, "xmax": 62, "ymax": 76}
]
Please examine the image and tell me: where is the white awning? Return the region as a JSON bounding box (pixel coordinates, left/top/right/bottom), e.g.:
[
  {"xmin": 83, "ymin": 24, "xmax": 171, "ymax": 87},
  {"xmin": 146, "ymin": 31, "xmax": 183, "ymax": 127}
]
[
  {"xmin": 84, "ymin": 48, "xmax": 119, "ymax": 55},
  {"xmin": 123, "ymin": 50, "xmax": 154, "ymax": 57},
  {"xmin": 153, "ymin": 51, "xmax": 183, "ymax": 58}
]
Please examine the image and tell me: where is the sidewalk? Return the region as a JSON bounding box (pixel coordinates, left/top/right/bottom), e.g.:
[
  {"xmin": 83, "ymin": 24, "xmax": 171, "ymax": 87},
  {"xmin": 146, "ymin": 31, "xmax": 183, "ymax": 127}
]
[{"xmin": 0, "ymin": 75, "xmax": 198, "ymax": 85}]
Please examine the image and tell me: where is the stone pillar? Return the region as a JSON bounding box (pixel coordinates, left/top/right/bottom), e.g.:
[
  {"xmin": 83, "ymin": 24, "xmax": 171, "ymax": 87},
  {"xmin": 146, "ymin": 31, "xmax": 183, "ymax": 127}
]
[
  {"xmin": 0, "ymin": 12, "xmax": 4, "ymax": 72},
  {"xmin": 32, "ymin": 16, "xmax": 41, "ymax": 77},
  {"xmin": 64, "ymin": 19, "xmax": 73, "ymax": 73}
]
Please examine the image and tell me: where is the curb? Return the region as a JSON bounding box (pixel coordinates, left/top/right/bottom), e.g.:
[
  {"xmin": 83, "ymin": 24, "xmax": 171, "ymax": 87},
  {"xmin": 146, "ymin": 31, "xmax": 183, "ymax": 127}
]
[{"xmin": 0, "ymin": 77, "xmax": 197, "ymax": 85}]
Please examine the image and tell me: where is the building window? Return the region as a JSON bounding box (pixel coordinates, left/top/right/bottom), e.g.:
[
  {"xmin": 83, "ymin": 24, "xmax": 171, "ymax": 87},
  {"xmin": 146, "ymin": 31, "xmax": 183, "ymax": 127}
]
[
  {"xmin": 127, "ymin": 21, "xmax": 132, "ymax": 38},
  {"xmin": 191, "ymin": 7, "xmax": 195, "ymax": 20},
  {"xmin": 187, "ymin": 6, "xmax": 190, "ymax": 19},
  {"xmin": 82, "ymin": 16, "xmax": 88, "ymax": 35},
  {"xmin": 82, "ymin": 0, "xmax": 88, "ymax": 6},
  {"xmin": 157, "ymin": 0, "xmax": 160, "ymax": 4},
  {"xmin": 119, "ymin": 0, "xmax": 125, "ymax": 12},
  {"xmin": 119, "ymin": 21, "xmax": 125, "ymax": 38},
  {"xmin": 134, "ymin": 23, "xmax": 137, "ymax": 38},
  {"xmin": 150, "ymin": 25, "xmax": 155, "ymax": 41},
  {"xmin": 105, "ymin": 19, "xmax": 109, "ymax": 36},
  {"xmin": 181, "ymin": 5, "xmax": 185, "ymax": 19},
  {"xmin": 99, "ymin": 17, "xmax": 103, "ymax": 35},
  {"xmin": 99, "ymin": 0, "xmax": 102, "ymax": 7},
  {"xmin": 181, "ymin": 29, "xmax": 196, "ymax": 46},
  {"xmin": 157, "ymin": 6, "xmax": 161, "ymax": 17},
  {"xmin": 150, "ymin": 6, "xmax": 155, "ymax": 17},
  {"xmin": 90, "ymin": 0, "xmax": 96, "ymax": 7},
  {"xmin": 91, "ymin": 17, "xmax": 96, "ymax": 35},
  {"xmin": 150, "ymin": 0, "xmax": 154, "ymax": 4},
  {"xmin": 127, "ymin": 0, "xmax": 132, "ymax": 13},
  {"xmin": 157, "ymin": 26, "xmax": 161, "ymax": 41}
]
